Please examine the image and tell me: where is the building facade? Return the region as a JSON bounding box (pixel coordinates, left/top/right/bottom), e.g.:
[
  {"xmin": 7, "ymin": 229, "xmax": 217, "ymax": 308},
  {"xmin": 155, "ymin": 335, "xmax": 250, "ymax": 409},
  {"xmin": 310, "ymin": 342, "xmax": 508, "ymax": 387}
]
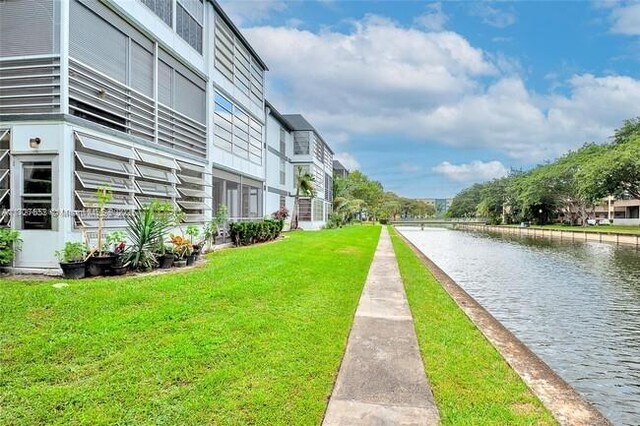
[
  {"xmin": 0, "ymin": 0, "xmax": 333, "ymax": 271},
  {"xmin": 333, "ymin": 160, "xmax": 349, "ymax": 179},
  {"xmin": 280, "ymin": 114, "xmax": 333, "ymax": 230},
  {"xmin": 264, "ymin": 101, "xmax": 295, "ymax": 219}
]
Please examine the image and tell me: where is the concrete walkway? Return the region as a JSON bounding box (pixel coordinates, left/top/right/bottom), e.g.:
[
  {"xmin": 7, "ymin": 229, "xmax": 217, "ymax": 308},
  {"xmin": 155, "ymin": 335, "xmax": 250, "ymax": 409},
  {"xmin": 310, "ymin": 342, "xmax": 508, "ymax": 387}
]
[{"xmin": 323, "ymin": 227, "xmax": 440, "ymax": 426}]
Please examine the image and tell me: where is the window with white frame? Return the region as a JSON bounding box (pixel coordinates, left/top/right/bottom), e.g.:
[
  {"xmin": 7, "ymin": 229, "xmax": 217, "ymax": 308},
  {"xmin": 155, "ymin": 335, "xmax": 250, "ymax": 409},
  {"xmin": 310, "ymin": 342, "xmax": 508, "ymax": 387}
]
[
  {"xmin": 279, "ymin": 159, "xmax": 286, "ymax": 185},
  {"xmin": 21, "ymin": 161, "xmax": 53, "ymax": 230},
  {"xmin": 312, "ymin": 199, "xmax": 323, "ymax": 222},
  {"xmin": 176, "ymin": 0, "xmax": 203, "ymax": 53},
  {"xmin": 140, "ymin": 0, "xmax": 172, "ymax": 26},
  {"xmin": 279, "ymin": 127, "xmax": 286, "ymax": 154},
  {"xmin": 214, "ymin": 14, "xmax": 265, "ymax": 107},
  {"xmin": 177, "ymin": 160, "xmax": 210, "ymax": 223},
  {"xmin": 294, "ymin": 132, "xmax": 310, "ymax": 155},
  {"xmin": 214, "ymin": 93, "xmax": 263, "ymax": 165}
]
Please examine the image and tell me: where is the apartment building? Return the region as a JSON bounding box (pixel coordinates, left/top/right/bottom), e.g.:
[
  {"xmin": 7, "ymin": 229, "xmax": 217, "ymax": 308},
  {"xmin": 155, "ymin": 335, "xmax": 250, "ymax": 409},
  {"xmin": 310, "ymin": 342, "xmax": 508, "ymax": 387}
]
[
  {"xmin": 333, "ymin": 160, "xmax": 349, "ymax": 179},
  {"xmin": 280, "ymin": 114, "xmax": 334, "ymax": 230},
  {"xmin": 264, "ymin": 101, "xmax": 295, "ymax": 219},
  {"xmin": 0, "ymin": 0, "xmax": 270, "ymax": 270},
  {"xmin": 593, "ymin": 197, "xmax": 640, "ymax": 225}
]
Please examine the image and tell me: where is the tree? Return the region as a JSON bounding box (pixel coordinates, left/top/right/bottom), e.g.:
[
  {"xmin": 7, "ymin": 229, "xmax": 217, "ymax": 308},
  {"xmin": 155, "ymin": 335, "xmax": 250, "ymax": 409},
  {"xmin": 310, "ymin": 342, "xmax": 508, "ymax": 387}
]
[
  {"xmin": 290, "ymin": 167, "xmax": 315, "ymax": 230},
  {"xmin": 447, "ymin": 184, "xmax": 485, "ymax": 218}
]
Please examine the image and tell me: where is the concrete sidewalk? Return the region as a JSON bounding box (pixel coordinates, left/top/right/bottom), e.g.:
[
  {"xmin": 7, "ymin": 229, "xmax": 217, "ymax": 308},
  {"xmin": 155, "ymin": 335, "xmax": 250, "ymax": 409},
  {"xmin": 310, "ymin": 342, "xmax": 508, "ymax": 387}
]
[{"xmin": 323, "ymin": 227, "xmax": 440, "ymax": 426}]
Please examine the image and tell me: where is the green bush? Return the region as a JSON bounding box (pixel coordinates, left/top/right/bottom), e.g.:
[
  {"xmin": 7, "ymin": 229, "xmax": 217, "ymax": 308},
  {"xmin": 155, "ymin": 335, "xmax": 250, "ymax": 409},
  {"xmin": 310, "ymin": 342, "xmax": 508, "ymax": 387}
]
[
  {"xmin": 379, "ymin": 218, "xmax": 389, "ymax": 225},
  {"xmin": 54, "ymin": 241, "xmax": 87, "ymax": 264},
  {"xmin": 0, "ymin": 228, "xmax": 22, "ymax": 266},
  {"xmin": 229, "ymin": 219, "xmax": 284, "ymax": 246}
]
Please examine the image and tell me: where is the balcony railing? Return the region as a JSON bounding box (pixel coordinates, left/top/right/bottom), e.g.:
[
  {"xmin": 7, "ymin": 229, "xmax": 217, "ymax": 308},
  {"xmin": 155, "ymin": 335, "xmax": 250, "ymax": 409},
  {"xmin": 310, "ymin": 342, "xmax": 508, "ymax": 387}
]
[
  {"xmin": 68, "ymin": 58, "xmax": 207, "ymax": 158},
  {"xmin": 0, "ymin": 56, "xmax": 60, "ymax": 116}
]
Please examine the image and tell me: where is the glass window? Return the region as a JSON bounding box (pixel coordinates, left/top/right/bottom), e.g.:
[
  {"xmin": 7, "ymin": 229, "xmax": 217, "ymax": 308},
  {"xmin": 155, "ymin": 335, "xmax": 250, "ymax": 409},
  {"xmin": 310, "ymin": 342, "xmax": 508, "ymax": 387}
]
[
  {"xmin": 22, "ymin": 161, "xmax": 52, "ymax": 230},
  {"xmin": 226, "ymin": 181, "xmax": 240, "ymax": 219},
  {"xmin": 280, "ymin": 159, "xmax": 286, "ymax": 185},
  {"xmin": 279, "ymin": 128, "xmax": 286, "ymax": 154}
]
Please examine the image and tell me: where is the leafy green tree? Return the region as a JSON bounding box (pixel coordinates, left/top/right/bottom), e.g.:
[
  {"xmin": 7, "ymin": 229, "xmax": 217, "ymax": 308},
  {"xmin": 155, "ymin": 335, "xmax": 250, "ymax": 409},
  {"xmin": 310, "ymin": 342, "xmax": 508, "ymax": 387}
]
[{"xmin": 447, "ymin": 184, "xmax": 485, "ymax": 218}]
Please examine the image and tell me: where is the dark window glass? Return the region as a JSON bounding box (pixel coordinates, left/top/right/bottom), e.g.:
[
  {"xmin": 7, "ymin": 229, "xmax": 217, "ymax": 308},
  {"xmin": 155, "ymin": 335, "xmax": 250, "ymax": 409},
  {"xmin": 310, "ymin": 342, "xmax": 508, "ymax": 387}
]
[{"xmin": 22, "ymin": 162, "xmax": 52, "ymax": 230}]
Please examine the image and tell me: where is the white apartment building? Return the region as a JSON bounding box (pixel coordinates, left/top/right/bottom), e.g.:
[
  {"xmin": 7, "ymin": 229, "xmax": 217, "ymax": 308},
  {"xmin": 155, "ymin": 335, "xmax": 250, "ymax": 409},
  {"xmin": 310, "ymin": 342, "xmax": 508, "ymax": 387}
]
[
  {"xmin": 281, "ymin": 114, "xmax": 333, "ymax": 230},
  {"xmin": 264, "ymin": 101, "xmax": 295, "ymax": 219},
  {"xmin": 0, "ymin": 0, "xmax": 271, "ymax": 270}
]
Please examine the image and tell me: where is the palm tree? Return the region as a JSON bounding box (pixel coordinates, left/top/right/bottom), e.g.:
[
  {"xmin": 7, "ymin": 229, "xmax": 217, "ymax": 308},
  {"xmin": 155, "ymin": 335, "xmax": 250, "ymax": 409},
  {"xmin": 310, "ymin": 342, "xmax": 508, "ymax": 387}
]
[{"xmin": 290, "ymin": 167, "xmax": 315, "ymax": 230}]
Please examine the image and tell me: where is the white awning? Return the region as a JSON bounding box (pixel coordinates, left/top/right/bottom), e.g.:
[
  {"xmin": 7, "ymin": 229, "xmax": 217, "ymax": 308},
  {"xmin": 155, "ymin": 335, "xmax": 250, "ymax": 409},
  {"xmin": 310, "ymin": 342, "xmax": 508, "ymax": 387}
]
[
  {"xmin": 136, "ymin": 164, "xmax": 178, "ymax": 183},
  {"xmin": 136, "ymin": 180, "xmax": 178, "ymax": 198},
  {"xmin": 136, "ymin": 148, "xmax": 180, "ymax": 170},
  {"xmin": 75, "ymin": 132, "xmax": 137, "ymax": 160},
  {"xmin": 75, "ymin": 151, "xmax": 137, "ymax": 176},
  {"xmin": 75, "ymin": 170, "xmax": 136, "ymax": 193},
  {"xmin": 75, "ymin": 190, "xmax": 137, "ymax": 210}
]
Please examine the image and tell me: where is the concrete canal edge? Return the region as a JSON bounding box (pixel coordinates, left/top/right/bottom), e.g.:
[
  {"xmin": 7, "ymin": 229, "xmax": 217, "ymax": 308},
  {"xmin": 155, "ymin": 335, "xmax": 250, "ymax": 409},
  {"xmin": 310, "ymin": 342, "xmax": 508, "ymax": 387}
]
[
  {"xmin": 457, "ymin": 223, "xmax": 640, "ymax": 247},
  {"xmin": 394, "ymin": 228, "xmax": 612, "ymax": 426}
]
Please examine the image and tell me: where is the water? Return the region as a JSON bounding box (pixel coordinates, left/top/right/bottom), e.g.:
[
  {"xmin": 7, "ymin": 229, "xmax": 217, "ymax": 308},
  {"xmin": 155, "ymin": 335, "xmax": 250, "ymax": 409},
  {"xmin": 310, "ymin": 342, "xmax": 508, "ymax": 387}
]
[{"xmin": 397, "ymin": 227, "xmax": 640, "ymax": 425}]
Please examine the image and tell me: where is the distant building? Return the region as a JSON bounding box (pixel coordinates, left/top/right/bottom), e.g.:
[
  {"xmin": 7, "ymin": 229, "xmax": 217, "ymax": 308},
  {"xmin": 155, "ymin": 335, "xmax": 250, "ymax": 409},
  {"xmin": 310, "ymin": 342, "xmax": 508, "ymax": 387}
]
[
  {"xmin": 333, "ymin": 160, "xmax": 349, "ymax": 178},
  {"xmin": 593, "ymin": 197, "xmax": 640, "ymax": 225},
  {"xmin": 417, "ymin": 198, "xmax": 453, "ymax": 216}
]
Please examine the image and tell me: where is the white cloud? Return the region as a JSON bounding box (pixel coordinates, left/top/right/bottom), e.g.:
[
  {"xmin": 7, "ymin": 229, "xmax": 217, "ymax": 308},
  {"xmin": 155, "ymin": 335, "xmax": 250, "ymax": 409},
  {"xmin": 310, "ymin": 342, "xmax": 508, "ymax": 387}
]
[
  {"xmin": 433, "ymin": 160, "xmax": 509, "ymax": 183},
  {"xmin": 609, "ymin": 3, "xmax": 640, "ymax": 35},
  {"xmin": 469, "ymin": 3, "xmax": 517, "ymax": 28},
  {"xmin": 217, "ymin": 0, "xmax": 286, "ymax": 25},
  {"xmin": 414, "ymin": 2, "xmax": 449, "ymax": 31},
  {"xmin": 244, "ymin": 15, "xmax": 640, "ymax": 163},
  {"xmin": 334, "ymin": 152, "xmax": 360, "ymax": 170}
]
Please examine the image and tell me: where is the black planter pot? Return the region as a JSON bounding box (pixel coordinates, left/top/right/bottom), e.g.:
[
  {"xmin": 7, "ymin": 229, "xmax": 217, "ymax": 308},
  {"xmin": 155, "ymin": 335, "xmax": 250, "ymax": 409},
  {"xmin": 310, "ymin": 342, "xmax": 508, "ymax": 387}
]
[
  {"xmin": 173, "ymin": 259, "xmax": 187, "ymax": 268},
  {"xmin": 60, "ymin": 262, "xmax": 86, "ymax": 279},
  {"xmin": 87, "ymin": 254, "xmax": 115, "ymax": 276},
  {"xmin": 159, "ymin": 254, "xmax": 175, "ymax": 269},
  {"xmin": 111, "ymin": 265, "xmax": 129, "ymax": 276},
  {"xmin": 186, "ymin": 253, "xmax": 196, "ymax": 266}
]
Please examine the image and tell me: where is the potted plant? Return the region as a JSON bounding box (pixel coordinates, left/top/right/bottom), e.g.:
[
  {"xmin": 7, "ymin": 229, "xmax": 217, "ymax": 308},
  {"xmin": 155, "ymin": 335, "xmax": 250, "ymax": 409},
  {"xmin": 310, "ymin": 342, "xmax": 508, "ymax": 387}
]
[
  {"xmin": 87, "ymin": 186, "xmax": 115, "ymax": 276},
  {"xmin": 123, "ymin": 202, "xmax": 169, "ymax": 272},
  {"xmin": 0, "ymin": 228, "xmax": 22, "ymax": 269},
  {"xmin": 55, "ymin": 241, "xmax": 87, "ymax": 279},
  {"xmin": 185, "ymin": 224, "xmax": 201, "ymax": 260},
  {"xmin": 106, "ymin": 231, "xmax": 128, "ymax": 275},
  {"xmin": 170, "ymin": 234, "xmax": 190, "ymax": 267},
  {"xmin": 158, "ymin": 244, "xmax": 175, "ymax": 269}
]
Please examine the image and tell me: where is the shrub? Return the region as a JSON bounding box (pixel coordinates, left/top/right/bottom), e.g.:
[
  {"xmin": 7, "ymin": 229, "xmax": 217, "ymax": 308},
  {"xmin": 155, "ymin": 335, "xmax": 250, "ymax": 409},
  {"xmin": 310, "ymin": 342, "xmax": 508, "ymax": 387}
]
[
  {"xmin": 229, "ymin": 219, "xmax": 284, "ymax": 246},
  {"xmin": 55, "ymin": 241, "xmax": 87, "ymax": 264},
  {"xmin": 272, "ymin": 207, "xmax": 289, "ymax": 220},
  {"xmin": 379, "ymin": 218, "xmax": 389, "ymax": 225},
  {"xmin": 0, "ymin": 229, "xmax": 22, "ymax": 266},
  {"xmin": 124, "ymin": 205, "xmax": 170, "ymax": 271}
]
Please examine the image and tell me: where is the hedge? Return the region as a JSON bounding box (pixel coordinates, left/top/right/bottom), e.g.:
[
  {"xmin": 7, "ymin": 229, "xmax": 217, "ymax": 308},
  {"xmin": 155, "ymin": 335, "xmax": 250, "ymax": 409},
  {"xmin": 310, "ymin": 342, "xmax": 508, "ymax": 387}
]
[{"xmin": 229, "ymin": 219, "xmax": 284, "ymax": 246}]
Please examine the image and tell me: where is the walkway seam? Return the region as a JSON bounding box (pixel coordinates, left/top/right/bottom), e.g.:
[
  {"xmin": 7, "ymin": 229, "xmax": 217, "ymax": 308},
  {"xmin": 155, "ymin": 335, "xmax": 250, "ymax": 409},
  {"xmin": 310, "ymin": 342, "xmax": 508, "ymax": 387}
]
[{"xmin": 323, "ymin": 227, "xmax": 440, "ymax": 426}]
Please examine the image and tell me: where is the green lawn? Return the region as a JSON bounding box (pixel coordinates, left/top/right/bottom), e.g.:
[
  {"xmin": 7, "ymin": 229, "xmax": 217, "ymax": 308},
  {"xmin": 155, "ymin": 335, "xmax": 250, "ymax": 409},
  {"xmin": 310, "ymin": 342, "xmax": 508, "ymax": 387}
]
[
  {"xmin": 0, "ymin": 226, "xmax": 380, "ymax": 425},
  {"xmin": 505, "ymin": 224, "xmax": 640, "ymax": 234},
  {"xmin": 389, "ymin": 227, "xmax": 556, "ymax": 425}
]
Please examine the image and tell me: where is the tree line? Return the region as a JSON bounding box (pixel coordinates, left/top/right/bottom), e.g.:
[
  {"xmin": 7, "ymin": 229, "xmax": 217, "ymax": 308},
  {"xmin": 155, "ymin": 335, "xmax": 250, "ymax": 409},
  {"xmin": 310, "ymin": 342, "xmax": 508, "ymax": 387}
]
[
  {"xmin": 331, "ymin": 170, "xmax": 436, "ymax": 226},
  {"xmin": 447, "ymin": 118, "xmax": 640, "ymax": 225}
]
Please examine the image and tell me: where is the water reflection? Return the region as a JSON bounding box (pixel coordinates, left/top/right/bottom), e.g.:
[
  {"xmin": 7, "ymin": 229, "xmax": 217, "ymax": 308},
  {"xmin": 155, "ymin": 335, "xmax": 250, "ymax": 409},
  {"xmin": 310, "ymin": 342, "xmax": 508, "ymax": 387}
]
[{"xmin": 397, "ymin": 227, "xmax": 640, "ymax": 426}]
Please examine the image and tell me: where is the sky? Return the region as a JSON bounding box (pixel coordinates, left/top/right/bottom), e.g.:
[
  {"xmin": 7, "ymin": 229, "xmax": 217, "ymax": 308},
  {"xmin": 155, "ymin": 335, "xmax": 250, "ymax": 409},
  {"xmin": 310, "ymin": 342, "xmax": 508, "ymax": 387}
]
[{"xmin": 219, "ymin": 0, "xmax": 640, "ymax": 198}]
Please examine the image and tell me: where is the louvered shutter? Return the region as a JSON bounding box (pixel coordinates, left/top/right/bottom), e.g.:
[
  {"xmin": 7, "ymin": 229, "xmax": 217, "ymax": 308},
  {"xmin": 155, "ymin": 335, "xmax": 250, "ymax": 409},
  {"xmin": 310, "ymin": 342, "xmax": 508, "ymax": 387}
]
[
  {"xmin": 0, "ymin": 0, "xmax": 55, "ymax": 57},
  {"xmin": 131, "ymin": 41, "xmax": 153, "ymax": 97}
]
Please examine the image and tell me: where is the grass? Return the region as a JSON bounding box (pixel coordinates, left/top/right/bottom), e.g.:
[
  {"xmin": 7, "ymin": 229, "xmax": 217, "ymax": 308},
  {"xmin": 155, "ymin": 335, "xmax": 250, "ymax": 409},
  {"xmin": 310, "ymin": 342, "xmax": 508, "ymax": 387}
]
[
  {"xmin": 388, "ymin": 227, "xmax": 556, "ymax": 425},
  {"xmin": 504, "ymin": 224, "xmax": 640, "ymax": 234},
  {"xmin": 0, "ymin": 226, "xmax": 380, "ymax": 425}
]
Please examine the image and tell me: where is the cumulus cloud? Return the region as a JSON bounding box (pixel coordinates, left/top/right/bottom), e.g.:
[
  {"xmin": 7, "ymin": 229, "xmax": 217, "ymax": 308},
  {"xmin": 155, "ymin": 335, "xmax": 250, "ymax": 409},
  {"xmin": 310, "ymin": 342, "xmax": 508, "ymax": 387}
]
[
  {"xmin": 609, "ymin": 3, "xmax": 640, "ymax": 35},
  {"xmin": 244, "ymin": 14, "xmax": 640, "ymax": 163},
  {"xmin": 334, "ymin": 152, "xmax": 360, "ymax": 170},
  {"xmin": 414, "ymin": 2, "xmax": 449, "ymax": 31},
  {"xmin": 433, "ymin": 160, "xmax": 509, "ymax": 183}
]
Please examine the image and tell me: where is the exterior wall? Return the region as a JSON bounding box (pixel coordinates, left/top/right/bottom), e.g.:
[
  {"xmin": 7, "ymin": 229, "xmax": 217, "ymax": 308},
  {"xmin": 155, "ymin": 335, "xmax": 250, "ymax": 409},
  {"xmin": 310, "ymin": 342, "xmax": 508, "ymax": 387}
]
[{"xmin": 264, "ymin": 111, "xmax": 294, "ymax": 217}]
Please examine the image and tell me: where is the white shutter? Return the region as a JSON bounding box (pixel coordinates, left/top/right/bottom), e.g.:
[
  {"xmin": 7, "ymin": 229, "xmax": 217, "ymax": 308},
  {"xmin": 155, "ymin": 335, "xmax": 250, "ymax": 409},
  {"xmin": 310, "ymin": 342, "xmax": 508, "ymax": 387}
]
[
  {"xmin": 175, "ymin": 71, "xmax": 205, "ymax": 124},
  {"xmin": 158, "ymin": 60, "xmax": 173, "ymax": 106},
  {"xmin": 131, "ymin": 41, "xmax": 154, "ymax": 97},
  {"xmin": 0, "ymin": 0, "xmax": 55, "ymax": 57},
  {"xmin": 69, "ymin": 0, "xmax": 127, "ymax": 84}
]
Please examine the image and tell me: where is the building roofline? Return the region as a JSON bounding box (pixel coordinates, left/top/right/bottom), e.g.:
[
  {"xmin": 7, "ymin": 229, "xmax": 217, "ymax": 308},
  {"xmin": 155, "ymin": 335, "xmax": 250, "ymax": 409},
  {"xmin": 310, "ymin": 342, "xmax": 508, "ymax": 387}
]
[
  {"xmin": 265, "ymin": 100, "xmax": 294, "ymax": 131},
  {"xmin": 210, "ymin": 0, "xmax": 269, "ymax": 71},
  {"xmin": 281, "ymin": 114, "xmax": 335, "ymax": 154}
]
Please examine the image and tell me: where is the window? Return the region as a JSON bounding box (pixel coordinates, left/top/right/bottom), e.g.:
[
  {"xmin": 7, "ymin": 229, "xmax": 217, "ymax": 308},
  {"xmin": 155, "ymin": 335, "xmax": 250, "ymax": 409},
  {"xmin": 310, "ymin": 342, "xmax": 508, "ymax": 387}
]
[
  {"xmin": 177, "ymin": 161, "xmax": 209, "ymax": 223},
  {"xmin": 214, "ymin": 93, "xmax": 263, "ymax": 165},
  {"xmin": 21, "ymin": 162, "xmax": 52, "ymax": 230},
  {"xmin": 279, "ymin": 195, "xmax": 286, "ymax": 210},
  {"xmin": 214, "ymin": 14, "xmax": 265, "ymax": 107},
  {"xmin": 313, "ymin": 199, "xmax": 323, "ymax": 222},
  {"xmin": 279, "ymin": 159, "xmax": 286, "ymax": 185},
  {"xmin": 242, "ymin": 184, "xmax": 261, "ymax": 218},
  {"xmin": 140, "ymin": 0, "xmax": 172, "ymax": 26},
  {"xmin": 176, "ymin": 0, "xmax": 203, "ymax": 54},
  {"xmin": 325, "ymin": 174, "xmax": 332, "ymax": 202},
  {"xmin": 158, "ymin": 53, "xmax": 206, "ymax": 124},
  {"xmin": 298, "ymin": 199, "xmax": 311, "ymax": 222},
  {"xmin": 294, "ymin": 132, "xmax": 310, "ymax": 155},
  {"xmin": 279, "ymin": 128, "xmax": 286, "ymax": 154}
]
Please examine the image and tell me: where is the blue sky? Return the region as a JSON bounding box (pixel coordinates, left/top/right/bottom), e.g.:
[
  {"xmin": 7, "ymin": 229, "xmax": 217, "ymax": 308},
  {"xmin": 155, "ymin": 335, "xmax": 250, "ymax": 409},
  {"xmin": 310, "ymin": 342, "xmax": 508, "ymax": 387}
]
[{"xmin": 220, "ymin": 0, "xmax": 640, "ymax": 198}]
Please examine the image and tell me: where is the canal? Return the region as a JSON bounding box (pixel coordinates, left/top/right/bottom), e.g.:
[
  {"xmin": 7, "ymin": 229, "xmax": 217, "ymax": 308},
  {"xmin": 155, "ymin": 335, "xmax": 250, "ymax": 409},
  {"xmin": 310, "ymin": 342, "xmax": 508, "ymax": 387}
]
[{"xmin": 396, "ymin": 227, "xmax": 640, "ymax": 426}]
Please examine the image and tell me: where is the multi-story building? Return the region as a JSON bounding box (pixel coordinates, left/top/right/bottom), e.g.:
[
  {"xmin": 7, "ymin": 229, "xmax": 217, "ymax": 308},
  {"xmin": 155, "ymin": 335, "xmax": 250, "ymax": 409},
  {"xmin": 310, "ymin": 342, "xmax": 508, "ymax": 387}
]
[
  {"xmin": 418, "ymin": 198, "xmax": 452, "ymax": 217},
  {"xmin": 0, "ymin": 0, "xmax": 272, "ymax": 271},
  {"xmin": 0, "ymin": 0, "xmax": 338, "ymax": 271},
  {"xmin": 264, "ymin": 101, "xmax": 294, "ymax": 219},
  {"xmin": 333, "ymin": 160, "xmax": 349, "ymax": 179},
  {"xmin": 280, "ymin": 114, "xmax": 333, "ymax": 230},
  {"xmin": 593, "ymin": 197, "xmax": 640, "ymax": 225}
]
